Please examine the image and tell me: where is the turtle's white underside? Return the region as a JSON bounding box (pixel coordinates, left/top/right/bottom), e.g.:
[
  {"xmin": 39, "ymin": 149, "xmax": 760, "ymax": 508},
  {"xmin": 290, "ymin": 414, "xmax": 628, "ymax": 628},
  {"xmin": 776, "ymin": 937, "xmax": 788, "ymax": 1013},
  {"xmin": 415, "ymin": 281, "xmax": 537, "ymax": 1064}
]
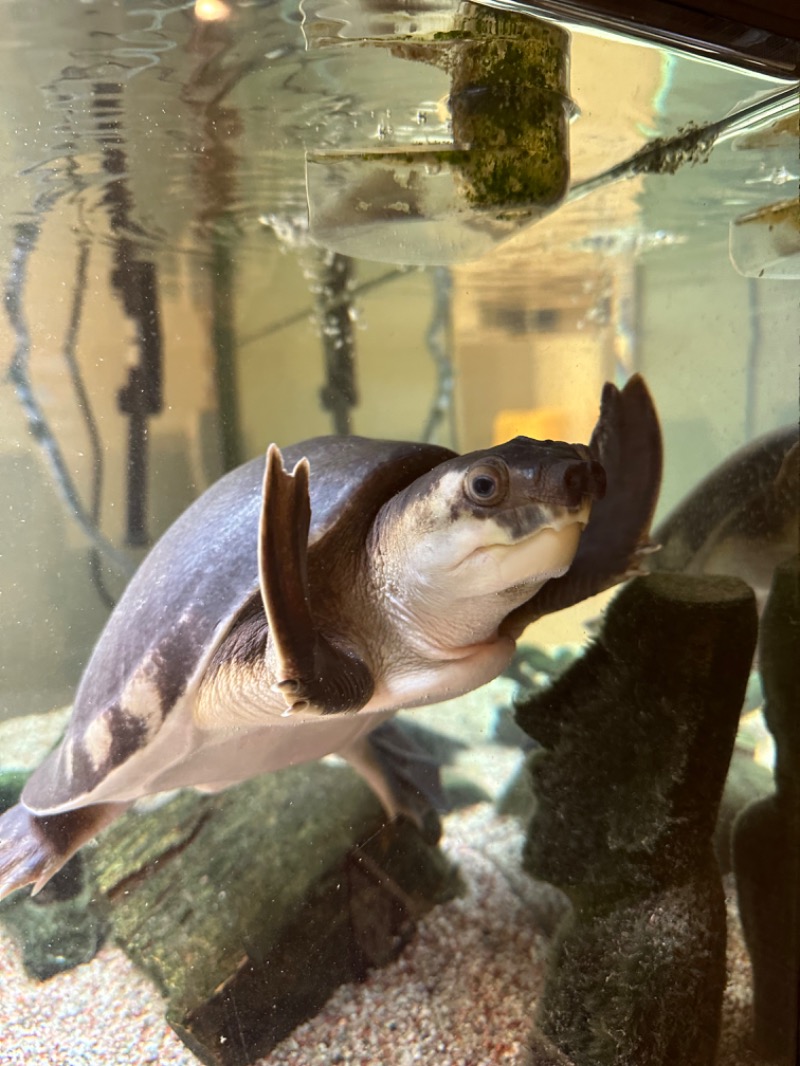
[{"xmin": 39, "ymin": 616, "xmax": 518, "ymax": 814}]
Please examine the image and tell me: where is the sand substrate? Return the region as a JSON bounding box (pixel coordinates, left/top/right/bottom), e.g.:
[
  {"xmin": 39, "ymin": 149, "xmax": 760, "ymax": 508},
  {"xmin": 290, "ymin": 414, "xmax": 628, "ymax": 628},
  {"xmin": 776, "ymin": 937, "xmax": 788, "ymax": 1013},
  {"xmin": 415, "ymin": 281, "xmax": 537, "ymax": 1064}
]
[{"xmin": 0, "ymin": 804, "xmax": 766, "ymax": 1066}]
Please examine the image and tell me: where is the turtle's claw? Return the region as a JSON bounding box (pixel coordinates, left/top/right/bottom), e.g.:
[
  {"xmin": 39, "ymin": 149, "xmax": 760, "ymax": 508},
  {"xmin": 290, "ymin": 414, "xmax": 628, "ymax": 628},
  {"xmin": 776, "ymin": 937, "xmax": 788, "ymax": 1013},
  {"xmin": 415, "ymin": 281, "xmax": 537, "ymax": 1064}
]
[
  {"xmin": 637, "ymin": 539, "xmax": 662, "ymax": 556},
  {"xmin": 277, "ymin": 678, "xmax": 301, "ymax": 695},
  {"xmin": 280, "ymin": 700, "xmax": 311, "ymax": 716},
  {"xmin": 275, "ymin": 678, "xmax": 313, "ymax": 714},
  {"xmin": 623, "ymin": 538, "xmax": 662, "ymax": 579}
]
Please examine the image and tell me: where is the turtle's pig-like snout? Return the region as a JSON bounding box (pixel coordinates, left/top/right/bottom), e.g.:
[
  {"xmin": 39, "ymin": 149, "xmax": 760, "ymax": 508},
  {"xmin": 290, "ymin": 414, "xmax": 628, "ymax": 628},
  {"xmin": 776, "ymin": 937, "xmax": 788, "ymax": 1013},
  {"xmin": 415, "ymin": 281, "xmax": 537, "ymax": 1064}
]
[{"xmin": 555, "ymin": 459, "xmax": 607, "ymax": 507}]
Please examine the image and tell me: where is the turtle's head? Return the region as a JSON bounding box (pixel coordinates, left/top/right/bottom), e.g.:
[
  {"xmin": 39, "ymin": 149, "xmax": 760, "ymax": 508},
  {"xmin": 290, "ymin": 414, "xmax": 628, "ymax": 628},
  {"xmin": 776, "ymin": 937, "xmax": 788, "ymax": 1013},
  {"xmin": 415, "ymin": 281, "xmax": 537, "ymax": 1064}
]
[
  {"xmin": 373, "ymin": 437, "xmax": 606, "ymax": 629},
  {"xmin": 421, "ymin": 436, "xmax": 605, "ymax": 594}
]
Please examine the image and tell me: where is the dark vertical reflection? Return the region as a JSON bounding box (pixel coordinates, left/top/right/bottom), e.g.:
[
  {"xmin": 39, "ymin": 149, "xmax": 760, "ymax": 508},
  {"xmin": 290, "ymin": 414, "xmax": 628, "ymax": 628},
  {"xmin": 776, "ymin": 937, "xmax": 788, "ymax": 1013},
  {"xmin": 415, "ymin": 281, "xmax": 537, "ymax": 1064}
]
[{"xmin": 93, "ymin": 82, "xmax": 164, "ymax": 548}]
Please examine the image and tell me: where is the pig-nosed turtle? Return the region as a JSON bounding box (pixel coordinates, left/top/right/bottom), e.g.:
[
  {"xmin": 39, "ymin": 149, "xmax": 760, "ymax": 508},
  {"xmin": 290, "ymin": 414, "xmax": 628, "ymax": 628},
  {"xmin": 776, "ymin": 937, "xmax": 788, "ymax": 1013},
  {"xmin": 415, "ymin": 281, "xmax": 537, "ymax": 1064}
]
[
  {"xmin": 650, "ymin": 425, "xmax": 798, "ymax": 611},
  {"xmin": 0, "ymin": 375, "xmax": 661, "ymax": 899}
]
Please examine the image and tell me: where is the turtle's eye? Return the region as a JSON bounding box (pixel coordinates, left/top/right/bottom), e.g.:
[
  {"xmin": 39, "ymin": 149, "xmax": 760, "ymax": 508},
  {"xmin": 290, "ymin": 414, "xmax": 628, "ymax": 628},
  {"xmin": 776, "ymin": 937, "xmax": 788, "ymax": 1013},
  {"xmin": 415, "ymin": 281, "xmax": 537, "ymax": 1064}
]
[{"xmin": 464, "ymin": 460, "xmax": 509, "ymax": 506}]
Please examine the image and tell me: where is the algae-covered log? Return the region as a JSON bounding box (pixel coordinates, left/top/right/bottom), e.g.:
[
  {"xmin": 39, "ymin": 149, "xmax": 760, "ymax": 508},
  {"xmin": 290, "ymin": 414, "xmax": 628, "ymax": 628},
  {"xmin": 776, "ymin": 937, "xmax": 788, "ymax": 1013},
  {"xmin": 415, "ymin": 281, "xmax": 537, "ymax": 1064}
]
[
  {"xmin": 306, "ymin": 6, "xmax": 571, "ymax": 264},
  {"xmin": 445, "ymin": 7, "xmax": 569, "ymax": 212},
  {"xmin": 733, "ymin": 555, "xmax": 800, "ymax": 1065},
  {"xmin": 391, "ymin": 6, "xmax": 570, "ymax": 213},
  {"xmin": 87, "ymin": 759, "xmax": 460, "ymax": 1066},
  {"xmin": 517, "ymin": 573, "xmax": 758, "ymax": 1066}
]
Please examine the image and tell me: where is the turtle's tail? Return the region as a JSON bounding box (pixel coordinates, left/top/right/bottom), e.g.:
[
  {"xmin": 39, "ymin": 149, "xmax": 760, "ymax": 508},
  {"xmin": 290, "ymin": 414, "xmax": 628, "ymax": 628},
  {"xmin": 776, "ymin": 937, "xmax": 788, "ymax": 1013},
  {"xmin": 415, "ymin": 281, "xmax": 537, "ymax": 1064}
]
[{"xmin": 0, "ymin": 801, "xmax": 125, "ymax": 900}]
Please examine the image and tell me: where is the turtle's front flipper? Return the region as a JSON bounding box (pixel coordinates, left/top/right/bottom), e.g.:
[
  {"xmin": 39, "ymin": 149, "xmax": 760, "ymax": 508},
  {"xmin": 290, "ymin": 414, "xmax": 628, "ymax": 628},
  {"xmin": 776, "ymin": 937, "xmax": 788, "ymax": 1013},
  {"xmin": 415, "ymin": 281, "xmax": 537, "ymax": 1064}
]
[
  {"xmin": 259, "ymin": 445, "xmax": 375, "ymax": 715},
  {"xmin": 0, "ymin": 801, "xmax": 126, "ymax": 900},
  {"xmin": 341, "ymin": 720, "xmax": 446, "ymax": 844}
]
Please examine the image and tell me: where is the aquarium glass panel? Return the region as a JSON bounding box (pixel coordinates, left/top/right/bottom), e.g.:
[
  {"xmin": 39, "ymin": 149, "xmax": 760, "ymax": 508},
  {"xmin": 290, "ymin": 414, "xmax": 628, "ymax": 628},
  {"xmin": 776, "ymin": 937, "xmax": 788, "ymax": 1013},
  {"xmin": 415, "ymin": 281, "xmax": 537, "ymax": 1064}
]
[{"xmin": 0, "ymin": 1, "xmax": 797, "ymax": 1063}]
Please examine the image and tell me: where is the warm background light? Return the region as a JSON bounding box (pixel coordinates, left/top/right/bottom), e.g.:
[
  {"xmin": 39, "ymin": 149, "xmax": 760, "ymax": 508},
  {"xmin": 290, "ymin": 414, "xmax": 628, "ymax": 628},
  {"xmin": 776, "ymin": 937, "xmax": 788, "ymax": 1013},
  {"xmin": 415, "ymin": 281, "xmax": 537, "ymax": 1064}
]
[
  {"xmin": 493, "ymin": 406, "xmax": 573, "ymax": 446},
  {"xmin": 194, "ymin": 0, "xmax": 231, "ymax": 23}
]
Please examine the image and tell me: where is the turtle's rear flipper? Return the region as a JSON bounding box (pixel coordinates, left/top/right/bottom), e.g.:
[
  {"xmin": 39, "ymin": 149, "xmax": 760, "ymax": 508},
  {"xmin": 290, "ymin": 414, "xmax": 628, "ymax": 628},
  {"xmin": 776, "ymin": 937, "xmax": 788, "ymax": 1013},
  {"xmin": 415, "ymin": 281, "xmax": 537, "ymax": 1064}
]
[
  {"xmin": 0, "ymin": 801, "xmax": 126, "ymax": 900},
  {"xmin": 259, "ymin": 445, "xmax": 374, "ymax": 715},
  {"xmin": 342, "ymin": 720, "xmax": 446, "ymax": 844}
]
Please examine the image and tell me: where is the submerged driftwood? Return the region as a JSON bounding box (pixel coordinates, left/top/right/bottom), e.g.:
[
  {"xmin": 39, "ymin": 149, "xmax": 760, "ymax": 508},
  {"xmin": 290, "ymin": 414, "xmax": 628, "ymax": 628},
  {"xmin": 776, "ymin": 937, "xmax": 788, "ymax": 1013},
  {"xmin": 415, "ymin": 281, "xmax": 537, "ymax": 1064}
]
[
  {"xmin": 80, "ymin": 759, "xmax": 459, "ymax": 1066},
  {"xmin": 1, "ymin": 749, "xmax": 459, "ymax": 1063},
  {"xmin": 733, "ymin": 555, "xmax": 800, "ymax": 1065},
  {"xmin": 516, "ymin": 572, "xmax": 758, "ymax": 1066}
]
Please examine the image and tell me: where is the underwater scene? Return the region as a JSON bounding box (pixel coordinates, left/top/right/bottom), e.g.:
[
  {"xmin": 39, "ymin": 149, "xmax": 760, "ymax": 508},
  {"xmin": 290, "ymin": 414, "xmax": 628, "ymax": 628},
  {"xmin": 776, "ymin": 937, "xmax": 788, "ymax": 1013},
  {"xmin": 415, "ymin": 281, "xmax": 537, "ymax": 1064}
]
[{"xmin": 0, "ymin": 0, "xmax": 798, "ymax": 1063}]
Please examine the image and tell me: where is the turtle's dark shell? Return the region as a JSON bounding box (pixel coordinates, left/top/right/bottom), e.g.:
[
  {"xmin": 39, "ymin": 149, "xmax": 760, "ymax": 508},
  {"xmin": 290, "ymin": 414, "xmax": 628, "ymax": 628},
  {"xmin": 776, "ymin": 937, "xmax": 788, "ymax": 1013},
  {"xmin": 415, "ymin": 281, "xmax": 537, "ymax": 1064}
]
[
  {"xmin": 22, "ymin": 437, "xmax": 453, "ymax": 814},
  {"xmin": 649, "ymin": 426, "xmax": 798, "ymax": 609},
  {"xmin": 652, "ymin": 425, "xmax": 798, "ymax": 573}
]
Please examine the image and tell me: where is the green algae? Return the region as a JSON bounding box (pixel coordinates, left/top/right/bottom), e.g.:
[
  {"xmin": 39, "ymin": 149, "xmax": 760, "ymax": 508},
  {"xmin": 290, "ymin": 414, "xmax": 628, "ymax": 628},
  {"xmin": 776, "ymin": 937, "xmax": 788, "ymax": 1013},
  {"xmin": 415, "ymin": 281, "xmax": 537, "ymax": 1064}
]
[{"xmin": 390, "ymin": 7, "xmax": 570, "ymax": 211}]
